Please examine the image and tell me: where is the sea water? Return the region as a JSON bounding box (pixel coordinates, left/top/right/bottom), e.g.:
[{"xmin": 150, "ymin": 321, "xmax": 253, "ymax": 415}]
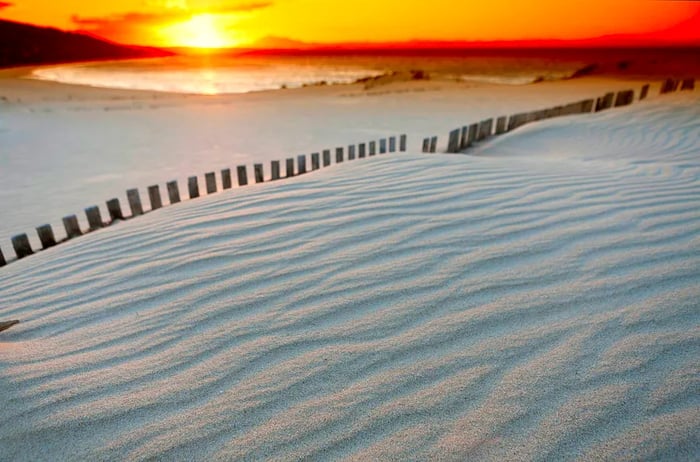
[{"xmin": 29, "ymin": 52, "xmax": 589, "ymax": 94}]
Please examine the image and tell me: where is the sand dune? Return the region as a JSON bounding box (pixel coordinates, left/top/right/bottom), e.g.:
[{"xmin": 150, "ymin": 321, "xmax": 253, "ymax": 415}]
[
  {"xmin": 0, "ymin": 73, "xmax": 651, "ymax": 250},
  {"xmin": 1, "ymin": 93, "xmax": 699, "ymax": 460}
]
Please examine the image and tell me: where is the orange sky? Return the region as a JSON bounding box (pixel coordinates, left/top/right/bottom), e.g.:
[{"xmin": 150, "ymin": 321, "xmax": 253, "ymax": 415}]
[{"xmin": 1, "ymin": 0, "xmax": 700, "ymax": 47}]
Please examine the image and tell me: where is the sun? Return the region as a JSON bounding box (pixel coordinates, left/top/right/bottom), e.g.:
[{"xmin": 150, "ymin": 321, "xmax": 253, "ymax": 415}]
[{"xmin": 160, "ymin": 14, "xmax": 240, "ymax": 49}]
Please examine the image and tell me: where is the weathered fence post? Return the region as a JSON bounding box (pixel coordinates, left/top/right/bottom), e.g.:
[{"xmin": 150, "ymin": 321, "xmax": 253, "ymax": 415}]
[
  {"xmin": 286, "ymin": 158, "xmax": 295, "ymax": 177},
  {"xmin": 221, "ymin": 169, "xmax": 232, "ymax": 189},
  {"xmin": 614, "ymin": 90, "xmax": 634, "ymax": 107},
  {"xmin": 422, "ymin": 138, "xmax": 430, "ymax": 153},
  {"xmin": 271, "ymin": 160, "xmax": 281, "ymax": 180},
  {"xmin": 660, "ymin": 78, "xmax": 673, "ymax": 94},
  {"xmin": 85, "ymin": 206, "xmax": 103, "ymax": 230},
  {"xmin": 389, "ymin": 136, "xmax": 396, "ymax": 152},
  {"xmin": 495, "ymin": 117, "xmax": 507, "ymax": 134},
  {"xmin": 148, "ymin": 185, "xmax": 162, "ymax": 210},
  {"xmin": 127, "ymin": 189, "xmax": 144, "ymax": 217},
  {"xmin": 0, "ymin": 247, "xmax": 5, "ymax": 267},
  {"xmin": 640, "ymin": 84, "xmax": 650, "ymax": 100},
  {"xmin": 348, "ymin": 145, "xmax": 356, "ymax": 160},
  {"xmin": 323, "ymin": 149, "xmax": 331, "ymax": 166},
  {"xmin": 681, "ymin": 78, "xmax": 695, "ymax": 90},
  {"xmin": 311, "ymin": 153, "xmax": 320, "ymax": 170},
  {"xmin": 447, "ymin": 129, "xmax": 460, "ymax": 153},
  {"xmin": 468, "ymin": 123, "xmax": 478, "ymax": 145},
  {"xmin": 429, "ymin": 136, "xmax": 437, "ymax": 153},
  {"xmin": 167, "ymin": 180, "xmax": 181, "ymax": 204},
  {"xmin": 36, "ymin": 225, "xmax": 56, "ymax": 249},
  {"xmin": 369, "ymin": 141, "xmax": 376, "ymax": 156},
  {"xmin": 188, "ymin": 176, "xmax": 200, "ymax": 199},
  {"xmin": 63, "ymin": 215, "xmax": 82, "ymax": 239},
  {"xmin": 254, "ymin": 163, "xmax": 264, "ymax": 183},
  {"xmin": 297, "ymin": 156, "xmax": 307, "ymax": 175},
  {"xmin": 107, "ymin": 198, "xmax": 124, "ymax": 221},
  {"xmin": 477, "ymin": 119, "xmax": 493, "ymax": 141},
  {"xmin": 400, "ymin": 134, "xmax": 407, "ymax": 152},
  {"xmin": 237, "ymin": 165, "xmax": 249, "ymax": 185},
  {"xmin": 459, "ymin": 126, "xmax": 468, "ymax": 149},
  {"xmin": 380, "ymin": 139, "xmax": 387, "ymax": 154},
  {"xmin": 336, "ymin": 147, "xmax": 344, "ymax": 163},
  {"xmin": 205, "ymin": 172, "xmax": 217, "ymax": 194},
  {"xmin": 359, "ymin": 143, "xmax": 366, "ymax": 158},
  {"xmin": 596, "ymin": 93, "xmax": 614, "ymax": 111},
  {"xmin": 12, "ymin": 234, "xmax": 32, "ymax": 259}
]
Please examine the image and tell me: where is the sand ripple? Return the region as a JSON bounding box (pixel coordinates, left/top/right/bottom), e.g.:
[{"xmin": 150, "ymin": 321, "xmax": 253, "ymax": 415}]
[{"xmin": 1, "ymin": 95, "xmax": 699, "ymax": 461}]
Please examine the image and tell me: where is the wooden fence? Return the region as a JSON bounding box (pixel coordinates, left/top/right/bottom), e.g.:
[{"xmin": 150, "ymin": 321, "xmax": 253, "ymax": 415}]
[
  {"xmin": 422, "ymin": 77, "xmax": 695, "ymax": 154},
  {"xmin": 0, "ymin": 134, "xmax": 408, "ymax": 267}
]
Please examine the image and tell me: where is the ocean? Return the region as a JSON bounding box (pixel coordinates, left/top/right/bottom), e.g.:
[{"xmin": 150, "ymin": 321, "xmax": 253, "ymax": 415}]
[{"xmin": 29, "ymin": 52, "xmax": 594, "ymax": 94}]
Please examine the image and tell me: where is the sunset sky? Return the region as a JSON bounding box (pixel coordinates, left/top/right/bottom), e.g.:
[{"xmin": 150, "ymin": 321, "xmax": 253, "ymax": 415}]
[{"xmin": 1, "ymin": 0, "xmax": 700, "ymax": 48}]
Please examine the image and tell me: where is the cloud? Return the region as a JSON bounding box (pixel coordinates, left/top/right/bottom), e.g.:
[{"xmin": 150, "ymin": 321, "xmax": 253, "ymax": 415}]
[
  {"xmin": 71, "ymin": 1, "xmax": 273, "ymax": 26},
  {"xmin": 0, "ymin": 1, "xmax": 14, "ymax": 10},
  {"xmin": 71, "ymin": 1, "xmax": 273, "ymax": 43}
]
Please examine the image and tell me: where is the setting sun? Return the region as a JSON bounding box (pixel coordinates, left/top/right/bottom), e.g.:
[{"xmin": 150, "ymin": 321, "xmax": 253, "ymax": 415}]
[{"xmin": 159, "ymin": 14, "xmax": 240, "ymax": 49}]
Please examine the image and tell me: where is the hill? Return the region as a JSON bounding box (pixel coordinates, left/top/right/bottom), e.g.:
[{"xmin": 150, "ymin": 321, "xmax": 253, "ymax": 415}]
[{"xmin": 0, "ymin": 19, "xmax": 171, "ymax": 68}]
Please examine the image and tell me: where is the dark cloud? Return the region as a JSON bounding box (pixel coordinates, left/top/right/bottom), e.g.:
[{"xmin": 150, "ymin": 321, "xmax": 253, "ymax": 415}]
[
  {"xmin": 70, "ymin": 2, "xmax": 273, "ymax": 42},
  {"xmin": 0, "ymin": 2, "xmax": 14, "ymax": 10},
  {"xmin": 71, "ymin": 1, "xmax": 274, "ymax": 27}
]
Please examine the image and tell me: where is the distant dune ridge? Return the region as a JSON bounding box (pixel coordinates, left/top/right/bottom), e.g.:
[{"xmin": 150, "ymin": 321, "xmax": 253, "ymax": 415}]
[
  {"xmin": 0, "ymin": 19, "xmax": 171, "ymax": 68},
  {"xmin": 0, "ymin": 89, "xmax": 698, "ymax": 460}
]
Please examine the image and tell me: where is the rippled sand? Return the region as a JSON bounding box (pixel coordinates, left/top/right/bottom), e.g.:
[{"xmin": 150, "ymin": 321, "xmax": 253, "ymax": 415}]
[{"xmin": 1, "ymin": 93, "xmax": 699, "ymax": 461}]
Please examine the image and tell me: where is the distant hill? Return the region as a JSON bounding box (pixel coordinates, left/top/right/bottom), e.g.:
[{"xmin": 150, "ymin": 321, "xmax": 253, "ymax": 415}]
[{"xmin": 0, "ymin": 19, "xmax": 171, "ymax": 68}]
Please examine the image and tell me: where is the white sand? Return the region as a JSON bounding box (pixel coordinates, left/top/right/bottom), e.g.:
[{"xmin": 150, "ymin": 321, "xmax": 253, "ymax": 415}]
[
  {"xmin": 0, "ymin": 85, "xmax": 699, "ymax": 460},
  {"xmin": 0, "ymin": 70, "xmax": 649, "ymax": 250}
]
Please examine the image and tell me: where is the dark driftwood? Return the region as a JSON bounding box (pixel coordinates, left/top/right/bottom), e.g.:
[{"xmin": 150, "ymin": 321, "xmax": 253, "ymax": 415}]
[{"xmin": 0, "ymin": 320, "xmax": 19, "ymax": 333}]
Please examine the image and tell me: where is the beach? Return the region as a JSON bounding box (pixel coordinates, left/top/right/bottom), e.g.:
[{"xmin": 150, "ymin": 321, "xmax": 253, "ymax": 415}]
[
  {"xmin": 0, "ymin": 66, "xmax": 699, "ymax": 460},
  {"xmin": 0, "ymin": 66, "xmax": 658, "ymax": 249}
]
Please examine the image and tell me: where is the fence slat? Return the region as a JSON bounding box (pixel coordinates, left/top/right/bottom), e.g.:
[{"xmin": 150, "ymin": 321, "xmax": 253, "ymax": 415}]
[
  {"xmin": 369, "ymin": 141, "xmax": 376, "ymax": 156},
  {"xmin": 254, "ymin": 164, "xmax": 264, "ymax": 183},
  {"xmin": 221, "ymin": 169, "xmax": 232, "ymax": 189},
  {"xmin": 323, "ymin": 149, "xmax": 331, "ymax": 166},
  {"xmin": 36, "ymin": 224, "xmax": 56, "ymax": 249},
  {"xmin": 640, "ymin": 84, "xmax": 650, "ymax": 100},
  {"xmin": 614, "ymin": 90, "xmax": 634, "ymax": 107},
  {"xmin": 348, "ymin": 145, "xmax": 356, "ymax": 160},
  {"xmin": 286, "ymin": 158, "xmax": 295, "ymax": 177},
  {"xmin": 205, "ymin": 172, "xmax": 217, "ymax": 194},
  {"xmin": 422, "ymin": 138, "xmax": 430, "ymax": 153},
  {"xmin": 12, "ymin": 234, "xmax": 32, "ymax": 259},
  {"xmin": 148, "ymin": 185, "xmax": 163, "ymax": 210},
  {"xmin": 389, "ymin": 136, "xmax": 396, "ymax": 152},
  {"xmin": 127, "ymin": 189, "xmax": 143, "ymax": 217},
  {"xmin": 0, "ymin": 247, "xmax": 5, "ymax": 267},
  {"xmin": 379, "ymin": 139, "xmax": 387, "ymax": 154},
  {"xmin": 311, "ymin": 153, "xmax": 320, "ymax": 170},
  {"xmin": 336, "ymin": 147, "xmax": 344, "ymax": 163},
  {"xmin": 188, "ymin": 176, "xmax": 200, "ymax": 199},
  {"xmin": 237, "ymin": 165, "xmax": 249, "ymax": 185},
  {"xmin": 359, "ymin": 143, "xmax": 366, "ymax": 158},
  {"xmin": 63, "ymin": 215, "xmax": 82, "ymax": 239},
  {"xmin": 167, "ymin": 180, "xmax": 181, "ymax": 204},
  {"xmin": 429, "ymin": 136, "xmax": 437, "ymax": 153},
  {"xmin": 85, "ymin": 206, "xmax": 103, "ymax": 230},
  {"xmin": 447, "ymin": 129, "xmax": 460, "ymax": 153},
  {"xmin": 271, "ymin": 160, "xmax": 281, "ymax": 180},
  {"xmin": 495, "ymin": 117, "xmax": 507, "ymax": 134},
  {"xmin": 107, "ymin": 198, "xmax": 124, "ymax": 222}
]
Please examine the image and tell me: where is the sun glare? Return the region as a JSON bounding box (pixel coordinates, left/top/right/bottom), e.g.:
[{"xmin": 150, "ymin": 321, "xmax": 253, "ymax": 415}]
[{"xmin": 160, "ymin": 14, "xmax": 239, "ymax": 49}]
